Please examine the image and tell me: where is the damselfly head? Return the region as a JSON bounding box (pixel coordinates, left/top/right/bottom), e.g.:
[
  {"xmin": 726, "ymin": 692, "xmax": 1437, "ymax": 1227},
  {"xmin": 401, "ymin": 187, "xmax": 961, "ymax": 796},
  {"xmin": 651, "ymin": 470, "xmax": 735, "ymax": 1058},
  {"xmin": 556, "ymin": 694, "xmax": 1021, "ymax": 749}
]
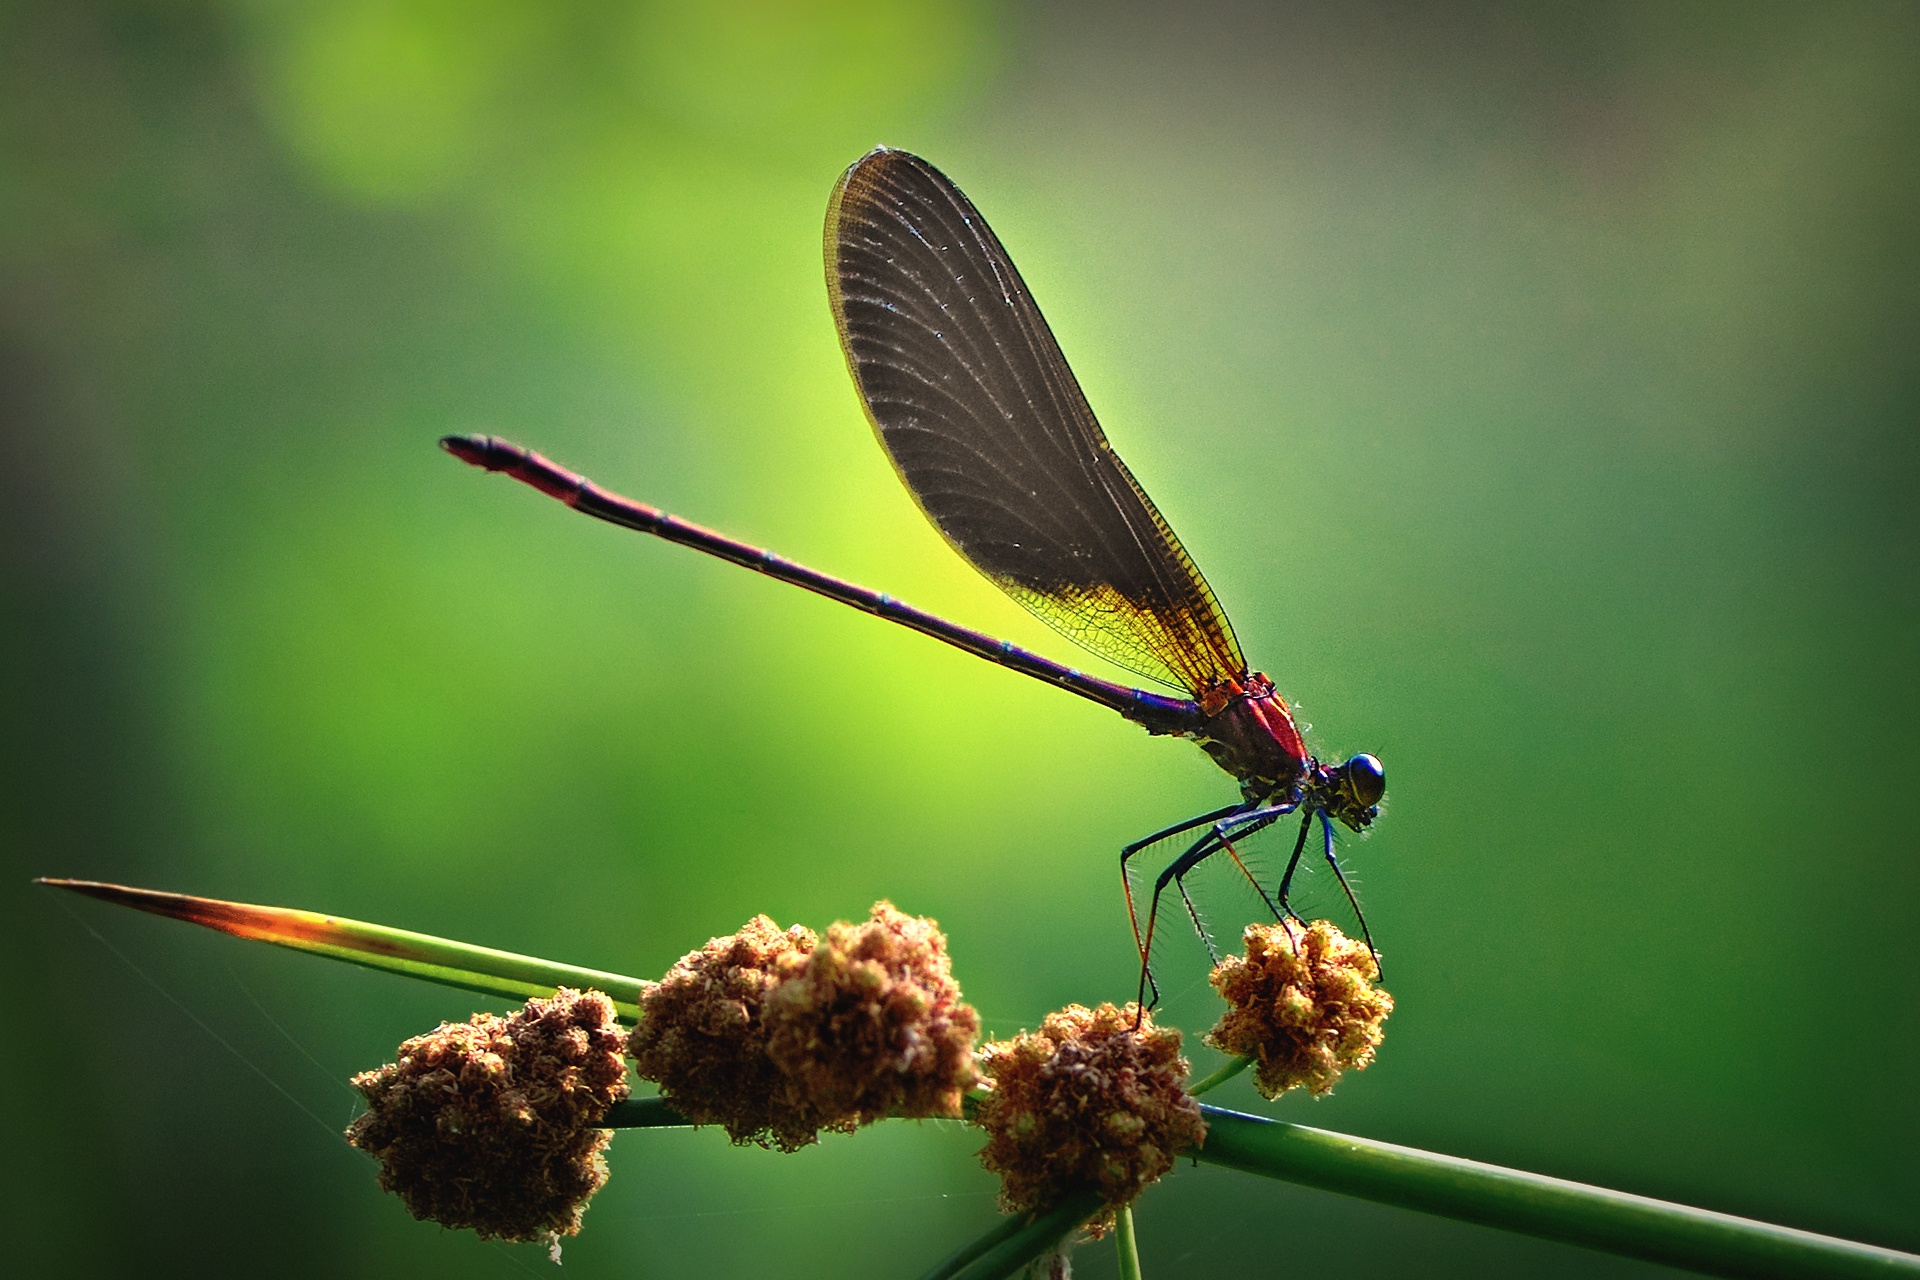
[{"xmin": 1327, "ymin": 753, "xmax": 1385, "ymax": 830}]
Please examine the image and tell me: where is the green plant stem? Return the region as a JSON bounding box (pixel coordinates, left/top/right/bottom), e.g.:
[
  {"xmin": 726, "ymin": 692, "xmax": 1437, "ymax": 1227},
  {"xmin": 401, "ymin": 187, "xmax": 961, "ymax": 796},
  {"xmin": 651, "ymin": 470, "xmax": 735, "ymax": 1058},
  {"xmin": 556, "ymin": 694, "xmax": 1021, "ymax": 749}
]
[
  {"xmin": 1186, "ymin": 1055, "xmax": 1252, "ymax": 1096},
  {"xmin": 944, "ymin": 1191, "xmax": 1105, "ymax": 1280},
  {"xmin": 1194, "ymin": 1106, "xmax": 1920, "ymax": 1280},
  {"xmin": 1116, "ymin": 1205, "xmax": 1144, "ymax": 1280},
  {"xmin": 608, "ymin": 1090, "xmax": 1099, "ymax": 1280},
  {"xmin": 917, "ymin": 1212, "xmax": 1031, "ymax": 1280},
  {"xmin": 600, "ymin": 1102, "xmax": 1919, "ymax": 1278}
]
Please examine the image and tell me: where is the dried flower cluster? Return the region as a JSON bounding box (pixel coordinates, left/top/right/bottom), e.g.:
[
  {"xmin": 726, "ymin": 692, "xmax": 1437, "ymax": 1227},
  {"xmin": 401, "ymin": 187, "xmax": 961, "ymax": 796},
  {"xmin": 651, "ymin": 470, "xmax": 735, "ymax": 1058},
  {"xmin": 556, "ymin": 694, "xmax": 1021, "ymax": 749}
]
[
  {"xmin": 344, "ymin": 988, "xmax": 630, "ymax": 1243},
  {"xmin": 765, "ymin": 901, "xmax": 980, "ymax": 1125},
  {"xmin": 628, "ymin": 904, "xmax": 980, "ymax": 1150},
  {"xmin": 1205, "ymin": 920, "xmax": 1393, "ymax": 1098},
  {"xmin": 972, "ymin": 1003, "xmax": 1206, "ymax": 1235},
  {"xmin": 626, "ymin": 914, "xmax": 827, "ymax": 1151}
]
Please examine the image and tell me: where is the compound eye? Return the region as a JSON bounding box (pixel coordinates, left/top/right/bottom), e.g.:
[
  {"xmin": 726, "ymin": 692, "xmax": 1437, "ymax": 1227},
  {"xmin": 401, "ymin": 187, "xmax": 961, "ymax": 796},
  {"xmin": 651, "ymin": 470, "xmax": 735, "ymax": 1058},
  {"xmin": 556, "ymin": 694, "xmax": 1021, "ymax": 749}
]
[{"xmin": 1345, "ymin": 753, "xmax": 1385, "ymax": 807}]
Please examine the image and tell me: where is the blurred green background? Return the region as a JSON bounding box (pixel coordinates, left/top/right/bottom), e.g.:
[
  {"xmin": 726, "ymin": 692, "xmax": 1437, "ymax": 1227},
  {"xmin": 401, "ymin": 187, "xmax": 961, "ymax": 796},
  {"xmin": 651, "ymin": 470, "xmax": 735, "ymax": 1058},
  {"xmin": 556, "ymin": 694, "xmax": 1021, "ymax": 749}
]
[{"xmin": 4, "ymin": 1, "xmax": 1915, "ymax": 1275}]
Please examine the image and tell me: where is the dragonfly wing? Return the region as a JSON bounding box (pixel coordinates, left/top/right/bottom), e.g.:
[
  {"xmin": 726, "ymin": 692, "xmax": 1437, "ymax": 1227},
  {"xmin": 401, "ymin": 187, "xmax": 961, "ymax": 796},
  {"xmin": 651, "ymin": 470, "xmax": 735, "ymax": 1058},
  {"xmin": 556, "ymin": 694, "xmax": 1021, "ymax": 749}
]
[{"xmin": 826, "ymin": 147, "xmax": 1246, "ymax": 696}]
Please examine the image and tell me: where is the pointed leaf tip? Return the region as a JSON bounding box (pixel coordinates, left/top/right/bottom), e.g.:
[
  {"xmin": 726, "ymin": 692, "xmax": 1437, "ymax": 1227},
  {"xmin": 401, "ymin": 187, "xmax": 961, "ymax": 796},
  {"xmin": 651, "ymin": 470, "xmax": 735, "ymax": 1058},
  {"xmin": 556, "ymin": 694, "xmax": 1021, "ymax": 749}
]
[{"xmin": 38, "ymin": 877, "xmax": 646, "ymax": 1019}]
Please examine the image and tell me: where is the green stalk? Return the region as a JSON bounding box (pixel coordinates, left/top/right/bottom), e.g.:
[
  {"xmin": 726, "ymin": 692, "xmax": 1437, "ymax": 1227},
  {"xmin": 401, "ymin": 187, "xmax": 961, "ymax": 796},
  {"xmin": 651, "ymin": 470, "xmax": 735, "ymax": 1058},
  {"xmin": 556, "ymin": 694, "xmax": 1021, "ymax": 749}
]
[
  {"xmin": 607, "ymin": 1094, "xmax": 1101, "ymax": 1280},
  {"xmin": 38, "ymin": 878, "xmax": 647, "ymax": 1020},
  {"xmin": 1186, "ymin": 1055, "xmax": 1252, "ymax": 1097},
  {"xmin": 597, "ymin": 1102, "xmax": 1918, "ymax": 1278},
  {"xmin": 944, "ymin": 1191, "xmax": 1105, "ymax": 1280},
  {"xmin": 1116, "ymin": 1205, "xmax": 1144, "ymax": 1280},
  {"xmin": 916, "ymin": 1213, "xmax": 1031, "ymax": 1280},
  {"xmin": 1194, "ymin": 1106, "xmax": 1920, "ymax": 1280}
]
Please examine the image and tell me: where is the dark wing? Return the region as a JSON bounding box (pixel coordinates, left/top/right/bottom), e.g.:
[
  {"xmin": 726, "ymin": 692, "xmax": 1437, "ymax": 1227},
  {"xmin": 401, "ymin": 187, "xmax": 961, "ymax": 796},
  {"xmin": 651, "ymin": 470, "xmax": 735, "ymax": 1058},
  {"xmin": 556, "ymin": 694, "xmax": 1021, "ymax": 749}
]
[{"xmin": 825, "ymin": 147, "xmax": 1246, "ymax": 696}]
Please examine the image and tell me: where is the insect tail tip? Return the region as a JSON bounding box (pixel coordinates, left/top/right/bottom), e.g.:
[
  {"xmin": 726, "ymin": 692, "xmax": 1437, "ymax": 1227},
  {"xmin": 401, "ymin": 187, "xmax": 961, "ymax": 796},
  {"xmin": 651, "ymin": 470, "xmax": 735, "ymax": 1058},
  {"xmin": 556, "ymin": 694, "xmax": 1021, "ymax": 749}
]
[{"xmin": 439, "ymin": 434, "xmax": 491, "ymax": 467}]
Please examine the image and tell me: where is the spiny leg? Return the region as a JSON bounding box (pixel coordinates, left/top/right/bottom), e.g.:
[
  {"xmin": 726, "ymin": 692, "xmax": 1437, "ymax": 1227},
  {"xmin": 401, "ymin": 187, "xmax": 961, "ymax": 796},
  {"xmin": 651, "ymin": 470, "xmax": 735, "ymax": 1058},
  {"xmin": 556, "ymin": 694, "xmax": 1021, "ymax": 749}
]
[
  {"xmin": 1173, "ymin": 870, "xmax": 1219, "ymax": 966},
  {"xmin": 1212, "ymin": 807, "xmax": 1290, "ymax": 924},
  {"xmin": 1120, "ymin": 803, "xmax": 1245, "ymax": 1008},
  {"xmin": 1131, "ymin": 803, "xmax": 1296, "ymax": 1021},
  {"xmin": 1132, "ymin": 825, "xmax": 1231, "ymax": 1015},
  {"xmin": 1234, "ymin": 810, "xmax": 1318, "ymax": 958},
  {"xmin": 1318, "ymin": 810, "xmax": 1383, "ymax": 978},
  {"xmin": 1274, "ymin": 810, "xmax": 1315, "ymax": 926}
]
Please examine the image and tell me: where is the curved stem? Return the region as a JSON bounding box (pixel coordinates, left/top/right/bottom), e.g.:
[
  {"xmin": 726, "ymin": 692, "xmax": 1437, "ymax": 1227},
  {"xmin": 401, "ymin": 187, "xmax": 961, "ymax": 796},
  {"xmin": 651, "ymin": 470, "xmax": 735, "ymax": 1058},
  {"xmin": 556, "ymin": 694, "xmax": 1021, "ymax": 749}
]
[
  {"xmin": 1194, "ymin": 1106, "xmax": 1920, "ymax": 1280},
  {"xmin": 600, "ymin": 1101, "xmax": 1920, "ymax": 1278}
]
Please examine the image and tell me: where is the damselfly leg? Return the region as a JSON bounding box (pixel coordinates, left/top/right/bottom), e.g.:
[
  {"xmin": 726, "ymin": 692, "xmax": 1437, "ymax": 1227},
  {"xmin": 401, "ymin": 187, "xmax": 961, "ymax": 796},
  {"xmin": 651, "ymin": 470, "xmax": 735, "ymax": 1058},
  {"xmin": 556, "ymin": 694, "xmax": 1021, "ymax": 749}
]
[{"xmin": 1128, "ymin": 801, "xmax": 1298, "ymax": 1014}]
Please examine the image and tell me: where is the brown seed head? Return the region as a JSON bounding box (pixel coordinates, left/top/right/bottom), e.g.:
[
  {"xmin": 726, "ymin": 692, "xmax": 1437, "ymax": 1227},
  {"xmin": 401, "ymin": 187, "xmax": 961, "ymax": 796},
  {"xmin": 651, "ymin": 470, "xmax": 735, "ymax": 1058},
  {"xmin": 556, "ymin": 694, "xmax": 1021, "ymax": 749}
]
[
  {"xmin": 972, "ymin": 1003, "xmax": 1205, "ymax": 1236},
  {"xmin": 625, "ymin": 914, "xmax": 834, "ymax": 1150},
  {"xmin": 345, "ymin": 988, "xmax": 630, "ymax": 1243},
  {"xmin": 764, "ymin": 900, "xmax": 980, "ymax": 1125},
  {"xmin": 1205, "ymin": 920, "xmax": 1393, "ymax": 1098}
]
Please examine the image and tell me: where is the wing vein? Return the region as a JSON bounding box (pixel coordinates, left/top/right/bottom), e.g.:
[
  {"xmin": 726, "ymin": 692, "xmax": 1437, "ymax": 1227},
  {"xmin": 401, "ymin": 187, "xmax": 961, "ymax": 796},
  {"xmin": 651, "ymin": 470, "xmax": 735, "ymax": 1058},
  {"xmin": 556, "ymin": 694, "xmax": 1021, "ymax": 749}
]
[{"xmin": 827, "ymin": 149, "xmax": 1248, "ymax": 693}]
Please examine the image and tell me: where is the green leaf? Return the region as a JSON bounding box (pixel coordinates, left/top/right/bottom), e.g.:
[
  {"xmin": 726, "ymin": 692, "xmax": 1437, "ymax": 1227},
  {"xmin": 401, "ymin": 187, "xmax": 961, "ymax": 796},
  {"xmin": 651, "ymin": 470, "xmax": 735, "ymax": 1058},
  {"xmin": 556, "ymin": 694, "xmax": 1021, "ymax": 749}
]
[{"xmin": 38, "ymin": 878, "xmax": 646, "ymax": 1020}]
